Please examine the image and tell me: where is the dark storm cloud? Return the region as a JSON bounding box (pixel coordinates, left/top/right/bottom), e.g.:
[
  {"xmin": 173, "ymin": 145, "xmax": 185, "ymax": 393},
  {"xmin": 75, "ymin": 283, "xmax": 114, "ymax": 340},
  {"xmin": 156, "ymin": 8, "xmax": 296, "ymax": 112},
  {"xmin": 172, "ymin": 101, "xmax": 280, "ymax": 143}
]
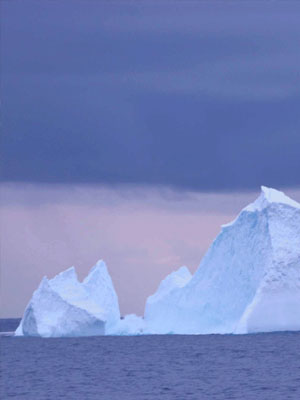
[{"xmin": 1, "ymin": 0, "xmax": 300, "ymax": 190}]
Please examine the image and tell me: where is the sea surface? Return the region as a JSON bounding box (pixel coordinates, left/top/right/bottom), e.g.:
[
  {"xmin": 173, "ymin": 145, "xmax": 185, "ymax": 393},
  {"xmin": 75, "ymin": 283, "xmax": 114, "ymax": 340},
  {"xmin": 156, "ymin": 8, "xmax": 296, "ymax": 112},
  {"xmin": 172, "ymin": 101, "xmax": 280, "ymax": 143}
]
[{"xmin": 1, "ymin": 319, "xmax": 300, "ymax": 400}]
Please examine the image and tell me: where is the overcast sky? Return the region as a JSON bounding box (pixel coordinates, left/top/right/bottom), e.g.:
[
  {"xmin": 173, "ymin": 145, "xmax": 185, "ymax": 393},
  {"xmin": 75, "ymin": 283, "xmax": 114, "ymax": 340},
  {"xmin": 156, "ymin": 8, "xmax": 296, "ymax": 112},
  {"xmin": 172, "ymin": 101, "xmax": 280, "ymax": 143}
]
[
  {"xmin": 1, "ymin": 0, "xmax": 300, "ymax": 190},
  {"xmin": 1, "ymin": 1, "xmax": 300, "ymax": 317}
]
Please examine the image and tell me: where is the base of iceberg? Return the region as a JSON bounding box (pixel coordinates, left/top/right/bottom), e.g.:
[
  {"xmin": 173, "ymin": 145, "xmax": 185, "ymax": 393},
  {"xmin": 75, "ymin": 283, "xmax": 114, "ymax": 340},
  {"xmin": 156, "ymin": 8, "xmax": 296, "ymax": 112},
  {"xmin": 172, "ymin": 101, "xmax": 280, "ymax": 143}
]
[{"xmin": 111, "ymin": 314, "xmax": 145, "ymax": 335}]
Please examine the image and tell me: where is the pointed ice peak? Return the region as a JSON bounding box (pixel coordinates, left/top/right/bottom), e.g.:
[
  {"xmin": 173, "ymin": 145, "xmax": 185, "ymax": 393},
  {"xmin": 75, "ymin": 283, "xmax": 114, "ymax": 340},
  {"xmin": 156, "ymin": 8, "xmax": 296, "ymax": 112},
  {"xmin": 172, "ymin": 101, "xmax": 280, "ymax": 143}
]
[
  {"xmin": 37, "ymin": 276, "xmax": 50, "ymax": 291},
  {"xmin": 170, "ymin": 266, "xmax": 192, "ymax": 282},
  {"xmin": 159, "ymin": 265, "xmax": 192, "ymax": 290},
  {"xmin": 83, "ymin": 259, "xmax": 121, "ymax": 325},
  {"xmin": 245, "ymin": 186, "xmax": 300, "ymax": 212},
  {"xmin": 161, "ymin": 265, "xmax": 192, "ymax": 286},
  {"xmin": 147, "ymin": 266, "xmax": 192, "ymax": 306},
  {"xmin": 261, "ymin": 186, "xmax": 300, "ymax": 207},
  {"xmin": 83, "ymin": 260, "xmax": 108, "ymax": 285},
  {"xmin": 50, "ymin": 266, "xmax": 78, "ymax": 286}
]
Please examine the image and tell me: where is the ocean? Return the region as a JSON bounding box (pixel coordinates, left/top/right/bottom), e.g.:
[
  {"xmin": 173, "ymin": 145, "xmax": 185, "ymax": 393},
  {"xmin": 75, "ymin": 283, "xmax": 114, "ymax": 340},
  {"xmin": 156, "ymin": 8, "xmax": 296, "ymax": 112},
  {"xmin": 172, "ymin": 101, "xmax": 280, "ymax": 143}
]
[{"xmin": 1, "ymin": 319, "xmax": 300, "ymax": 399}]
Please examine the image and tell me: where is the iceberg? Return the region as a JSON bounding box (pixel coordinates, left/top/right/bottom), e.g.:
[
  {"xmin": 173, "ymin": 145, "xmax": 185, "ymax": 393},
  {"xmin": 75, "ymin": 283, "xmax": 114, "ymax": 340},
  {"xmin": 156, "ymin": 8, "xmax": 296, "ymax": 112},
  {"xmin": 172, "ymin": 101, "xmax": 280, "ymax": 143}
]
[
  {"xmin": 16, "ymin": 260, "xmax": 120, "ymax": 337},
  {"xmin": 144, "ymin": 187, "xmax": 300, "ymax": 334},
  {"xmin": 15, "ymin": 187, "xmax": 300, "ymax": 337}
]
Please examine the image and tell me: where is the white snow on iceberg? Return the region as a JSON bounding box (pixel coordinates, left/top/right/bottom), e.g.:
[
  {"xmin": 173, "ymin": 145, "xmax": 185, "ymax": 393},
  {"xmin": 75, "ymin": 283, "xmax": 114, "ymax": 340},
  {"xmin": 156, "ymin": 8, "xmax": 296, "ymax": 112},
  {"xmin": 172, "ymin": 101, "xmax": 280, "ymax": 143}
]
[
  {"xmin": 144, "ymin": 187, "xmax": 300, "ymax": 334},
  {"xmin": 16, "ymin": 260, "xmax": 120, "ymax": 337}
]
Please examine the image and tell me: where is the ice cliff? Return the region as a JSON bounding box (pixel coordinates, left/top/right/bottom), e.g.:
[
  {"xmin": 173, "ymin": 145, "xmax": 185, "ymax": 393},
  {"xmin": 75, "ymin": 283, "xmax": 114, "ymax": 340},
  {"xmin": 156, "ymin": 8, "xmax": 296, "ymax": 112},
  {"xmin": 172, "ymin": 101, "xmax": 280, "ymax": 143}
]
[{"xmin": 144, "ymin": 187, "xmax": 300, "ymax": 334}]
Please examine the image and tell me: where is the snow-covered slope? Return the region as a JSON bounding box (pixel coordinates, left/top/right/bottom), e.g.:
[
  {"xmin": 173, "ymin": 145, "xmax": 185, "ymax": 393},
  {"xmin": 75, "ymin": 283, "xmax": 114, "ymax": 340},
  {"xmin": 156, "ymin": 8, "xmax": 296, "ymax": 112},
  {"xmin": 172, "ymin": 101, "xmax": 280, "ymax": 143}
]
[
  {"xmin": 15, "ymin": 260, "xmax": 120, "ymax": 337},
  {"xmin": 144, "ymin": 187, "xmax": 300, "ymax": 334}
]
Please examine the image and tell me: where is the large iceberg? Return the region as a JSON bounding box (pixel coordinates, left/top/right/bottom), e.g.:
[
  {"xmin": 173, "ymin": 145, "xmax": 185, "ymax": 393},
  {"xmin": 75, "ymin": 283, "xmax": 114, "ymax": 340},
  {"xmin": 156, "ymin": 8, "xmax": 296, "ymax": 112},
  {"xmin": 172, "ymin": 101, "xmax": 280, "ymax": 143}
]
[
  {"xmin": 16, "ymin": 260, "xmax": 120, "ymax": 337},
  {"xmin": 15, "ymin": 187, "xmax": 300, "ymax": 337},
  {"xmin": 144, "ymin": 187, "xmax": 300, "ymax": 334}
]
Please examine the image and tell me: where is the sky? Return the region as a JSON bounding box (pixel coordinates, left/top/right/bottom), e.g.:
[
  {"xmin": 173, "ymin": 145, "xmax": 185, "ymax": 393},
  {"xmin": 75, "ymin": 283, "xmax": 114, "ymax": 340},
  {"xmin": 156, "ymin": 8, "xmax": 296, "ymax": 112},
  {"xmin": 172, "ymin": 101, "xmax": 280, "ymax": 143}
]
[{"xmin": 1, "ymin": 0, "xmax": 300, "ymax": 317}]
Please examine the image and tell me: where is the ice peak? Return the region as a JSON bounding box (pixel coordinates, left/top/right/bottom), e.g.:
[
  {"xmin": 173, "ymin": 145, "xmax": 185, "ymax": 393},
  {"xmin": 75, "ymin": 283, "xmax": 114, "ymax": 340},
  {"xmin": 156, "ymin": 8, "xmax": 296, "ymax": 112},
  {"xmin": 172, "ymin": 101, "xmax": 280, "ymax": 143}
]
[
  {"xmin": 60, "ymin": 266, "xmax": 77, "ymax": 278},
  {"xmin": 160, "ymin": 266, "xmax": 192, "ymax": 289},
  {"xmin": 38, "ymin": 276, "xmax": 50, "ymax": 291},
  {"xmin": 50, "ymin": 266, "xmax": 78, "ymax": 285},
  {"xmin": 176, "ymin": 265, "xmax": 191, "ymax": 276},
  {"xmin": 146, "ymin": 265, "xmax": 192, "ymax": 308},
  {"xmin": 261, "ymin": 186, "xmax": 298, "ymax": 206},
  {"xmin": 246, "ymin": 186, "xmax": 300, "ymax": 212},
  {"xmin": 170, "ymin": 266, "xmax": 192, "ymax": 284},
  {"xmin": 83, "ymin": 260, "xmax": 108, "ymax": 285}
]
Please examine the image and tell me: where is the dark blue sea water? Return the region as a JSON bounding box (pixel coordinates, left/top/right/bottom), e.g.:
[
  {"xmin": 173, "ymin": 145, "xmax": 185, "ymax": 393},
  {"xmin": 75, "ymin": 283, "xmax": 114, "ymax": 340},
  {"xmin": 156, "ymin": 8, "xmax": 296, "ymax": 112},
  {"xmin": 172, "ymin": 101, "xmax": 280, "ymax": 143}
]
[{"xmin": 1, "ymin": 319, "xmax": 300, "ymax": 399}]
